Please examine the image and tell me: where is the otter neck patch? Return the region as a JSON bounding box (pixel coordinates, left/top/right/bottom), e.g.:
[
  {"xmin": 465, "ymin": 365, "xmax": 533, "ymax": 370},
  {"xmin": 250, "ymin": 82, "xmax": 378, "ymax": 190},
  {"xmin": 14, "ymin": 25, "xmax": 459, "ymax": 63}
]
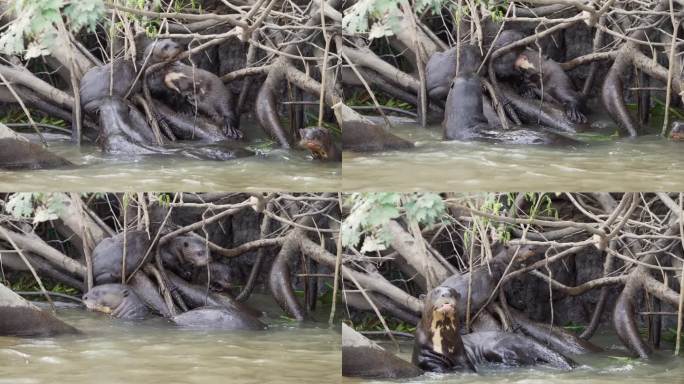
[
  {"xmin": 430, "ymin": 310, "xmax": 458, "ymax": 355},
  {"xmin": 164, "ymin": 72, "xmax": 188, "ymax": 93}
]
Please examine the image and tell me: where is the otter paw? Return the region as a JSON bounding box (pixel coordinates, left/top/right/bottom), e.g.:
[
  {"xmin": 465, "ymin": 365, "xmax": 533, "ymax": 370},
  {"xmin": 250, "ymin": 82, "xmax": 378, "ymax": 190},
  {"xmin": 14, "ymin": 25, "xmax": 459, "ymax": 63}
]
[
  {"xmin": 225, "ymin": 125, "xmax": 244, "ymax": 140},
  {"xmin": 566, "ymin": 107, "xmax": 587, "ymax": 124}
]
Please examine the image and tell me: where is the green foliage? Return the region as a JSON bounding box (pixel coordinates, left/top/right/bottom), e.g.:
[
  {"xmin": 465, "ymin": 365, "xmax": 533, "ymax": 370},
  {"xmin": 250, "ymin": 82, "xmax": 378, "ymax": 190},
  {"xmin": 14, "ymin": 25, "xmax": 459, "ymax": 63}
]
[
  {"xmin": 0, "ymin": 0, "xmax": 105, "ymax": 59},
  {"xmin": 662, "ymin": 327, "xmax": 684, "ymax": 344},
  {"xmin": 346, "ymin": 90, "xmax": 413, "ymax": 111},
  {"xmin": 3, "ymin": 193, "xmax": 67, "ymax": 224},
  {"xmin": 8, "ymin": 275, "xmax": 79, "ymax": 295},
  {"xmin": 342, "ymin": 193, "xmax": 445, "ymax": 253},
  {"xmin": 562, "ymin": 321, "xmax": 586, "ymax": 333},
  {"xmin": 0, "ymin": 108, "xmax": 69, "ymax": 128},
  {"xmin": 342, "ymin": 0, "xmax": 448, "ymax": 39},
  {"xmin": 351, "ymin": 314, "xmax": 416, "ymax": 333}
]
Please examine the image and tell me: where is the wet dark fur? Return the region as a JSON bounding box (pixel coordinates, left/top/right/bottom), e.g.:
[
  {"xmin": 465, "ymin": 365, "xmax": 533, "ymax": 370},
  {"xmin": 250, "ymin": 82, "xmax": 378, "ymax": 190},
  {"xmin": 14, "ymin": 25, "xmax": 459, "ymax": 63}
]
[
  {"xmin": 412, "ymin": 286, "xmax": 476, "ymax": 373},
  {"xmin": 515, "ymin": 49, "xmax": 587, "ymax": 123},
  {"xmin": 298, "ymin": 127, "xmax": 341, "ymax": 161},
  {"xmin": 426, "ymin": 45, "xmax": 483, "ymax": 101}
]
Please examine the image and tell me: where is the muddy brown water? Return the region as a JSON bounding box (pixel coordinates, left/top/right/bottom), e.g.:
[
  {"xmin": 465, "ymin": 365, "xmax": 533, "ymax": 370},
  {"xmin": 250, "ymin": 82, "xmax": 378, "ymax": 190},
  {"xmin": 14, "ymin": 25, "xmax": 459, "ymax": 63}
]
[
  {"xmin": 343, "ymin": 332, "xmax": 684, "ymax": 384},
  {"xmin": 342, "ymin": 123, "xmax": 684, "ymax": 191},
  {"xmin": 0, "ymin": 125, "xmax": 340, "ymax": 191},
  {"xmin": 0, "ymin": 298, "xmax": 340, "ymax": 384}
]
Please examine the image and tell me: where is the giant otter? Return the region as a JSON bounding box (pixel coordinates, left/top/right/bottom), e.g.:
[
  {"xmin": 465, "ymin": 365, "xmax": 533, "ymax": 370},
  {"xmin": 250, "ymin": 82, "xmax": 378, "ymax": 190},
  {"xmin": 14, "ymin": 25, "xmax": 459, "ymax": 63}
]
[
  {"xmin": 97, "ymin": 98, "xmax": 252, "ymax": 159},
  {"xmin": 79, "ymin": 59, "xmax": 140, "ymax": 113},
  {"xmin": 298, "ymin": 127, "xmax": 341, "ymax": 161},
  {"xmin": 97, "ymin": 97, "xmax": 160, "ymax": 155},
  {"xmin": 82, "ymin": 284, "xmax": 151, "ymax": 320},
  {"xmin": 515, "ymin": 50, "xmax": 587, "ymax": 123},
  {"xmin": 80, "ymin": 39, "xmax": 182, "ymax": 113},
  {"xmin": 461, "ymin": 332, "xmax": 576, "ymax": 370},
  {"xmin": 0, "ymin": 138, "xmax": 73, "ymax": 170},
  {"xmin": 490, "ymin": 30, "xmax": 528, "ymax": 79},
  {"xmin": 508, "ymin": 307, "xmax": 602, "ymax": 355},
  {"xmin": 145, "ymin": 40, "xmax": 241, "ymax": 140},
  {"xmin": 670, "ymin": 121, "xmax": 684, "ymax": 140},
  {"xmin": 171, "ymin": 306, "xmax": 266, "ymax": 330},
  {"xmin": 443, "ymin": 71, "xmax": 578, "ymax": 144},
  {"xmin": 426, "ymin": 45, "xmax": 482, "ymax": 101},
  {"xmin": 92, "ymin": 230, "xmax": 210, "ymax": 285},
  {"xmin": 412, "ymin": 286, "xmax": 476, "ymax": 373},
  {"xmin": 342, "ymin": 120, "xmax": 414, "ymax": 152},
  {"xmin": 413, "ymin": 286, "xmax": 576, "ymax": 373},
  {"xmin": 162, "ymin": 67, "xmax": 241, "ymax": 139},
  {"xmin": 160, "ymin": 236, "xmax": 211, "ymax": 279}
]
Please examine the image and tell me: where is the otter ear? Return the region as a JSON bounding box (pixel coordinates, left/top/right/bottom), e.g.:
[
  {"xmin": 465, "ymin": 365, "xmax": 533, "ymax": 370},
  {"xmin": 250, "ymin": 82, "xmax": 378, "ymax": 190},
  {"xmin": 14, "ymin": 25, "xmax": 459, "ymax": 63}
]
[{"xmin": 418, "ymin": 293, "xmax": 426, "ymax": 301}]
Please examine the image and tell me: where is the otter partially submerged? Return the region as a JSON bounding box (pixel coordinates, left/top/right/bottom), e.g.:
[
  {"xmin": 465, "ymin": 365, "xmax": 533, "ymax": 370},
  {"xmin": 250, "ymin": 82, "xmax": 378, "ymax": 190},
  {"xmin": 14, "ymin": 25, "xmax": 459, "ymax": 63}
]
[
  {"xmin": 413, "ymin": 286, "xmax": 576, "ymax": 373},
  {"xmin": 97, "ymin": 98, "xmax": 253, "ymax": 159},
  {"xmin": 670, "ymin": 121, "xmax": 684, "ymax": 141},
  {"xmin": 515, "ymin": 50, "xmax": 587, "ymax": 124},
  {"xmin": 412, "ymin": 286, "xmax": 476, "ymax": 373},
  {"xmin": 426, "ymin": 45, "xmax": 482, "ymax": 101},
  {"xmin": 83, "ymin": 284, "xmax": 151, "ymax": 320},
  {"xmin": 443, "ymin": 72, "xmax": 578, "ymax": 144},
  {"xmin": 298, "ymin": 127, "xmax": 341, "ymax": 161}
]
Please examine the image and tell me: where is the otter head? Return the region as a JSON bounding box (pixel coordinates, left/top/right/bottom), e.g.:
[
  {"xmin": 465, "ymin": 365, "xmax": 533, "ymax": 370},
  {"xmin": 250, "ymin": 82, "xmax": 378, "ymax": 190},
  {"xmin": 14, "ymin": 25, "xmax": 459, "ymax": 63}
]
[
  {"xmin": 298, "ymin": 127, "xmax": 332, "ymax": 160},
  {"xmin": 177, "ymin": 236, "xmax": 210, "ymax": 267},
  {"xmin": 425, "ymin": 286, "xmax": 460, "ymax": 320},
  {"xmin": 514, "ymin": 53, "xmax": 535, "ymax": 71},
  {"xmin": 83, "ymin": 284, "xmax": 129, "ymax": 315},
  {"xmin": 511, "ymin": 244, "xmax": 544, "ymax": 262},
  {"xmin": 144, "ymin": 39, "xmax": 183, "ymax": 64},
  {"xmin": 671, "ymin": 121, "xmax": 684, "ymax": 141}
]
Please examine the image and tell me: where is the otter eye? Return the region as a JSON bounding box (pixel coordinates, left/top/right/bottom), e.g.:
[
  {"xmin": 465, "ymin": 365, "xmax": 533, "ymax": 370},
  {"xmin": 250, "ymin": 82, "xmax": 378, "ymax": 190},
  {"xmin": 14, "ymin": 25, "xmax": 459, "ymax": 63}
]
[{"xmin": 184, "ymin": 241, "xmax": 189, "ymax": 247}]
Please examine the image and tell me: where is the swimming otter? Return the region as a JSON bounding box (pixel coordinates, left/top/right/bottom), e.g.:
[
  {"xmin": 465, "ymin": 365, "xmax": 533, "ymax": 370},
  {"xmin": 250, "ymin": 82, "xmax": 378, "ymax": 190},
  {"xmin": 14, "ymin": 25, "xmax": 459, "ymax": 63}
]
[
  {"xmin": 515, "ymin": 50, "xmax": 587, "ymax": 123},
  {"xmin": 412, "ymin": 286, "xmax": 476, "ymax": 373},
  {"xmin": 83, "ymin": 284, "xmax": 151, "ymax": 320},
  {"xmin": 172, "ymin": 306, "xmax": 267, "ymax": 330},
  {"xmin": 426, "ymin": 45, "xmax": 483, "ymax": 101},
  {"xmin": 298, "ymin": 127, "xmax": 341, "ymax": 161},
  {"xmin": 0, "ymin": 138, "xmax": 73, "ymax": 170},
  {"xmin": 670, "ymin": 121, "xmax": 684, "ymax": 140}
]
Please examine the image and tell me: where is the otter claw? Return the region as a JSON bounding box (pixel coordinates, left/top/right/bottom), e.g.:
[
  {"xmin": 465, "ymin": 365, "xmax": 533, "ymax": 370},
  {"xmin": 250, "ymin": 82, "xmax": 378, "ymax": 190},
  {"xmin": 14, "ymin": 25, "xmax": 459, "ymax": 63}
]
[
  {"xmin": 224, "ymin": 126, "xmax": 243, "ymax": 140},
  {"xmin": 566, "ymin": 108, "xmax": 587, "ymax": 124}
]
